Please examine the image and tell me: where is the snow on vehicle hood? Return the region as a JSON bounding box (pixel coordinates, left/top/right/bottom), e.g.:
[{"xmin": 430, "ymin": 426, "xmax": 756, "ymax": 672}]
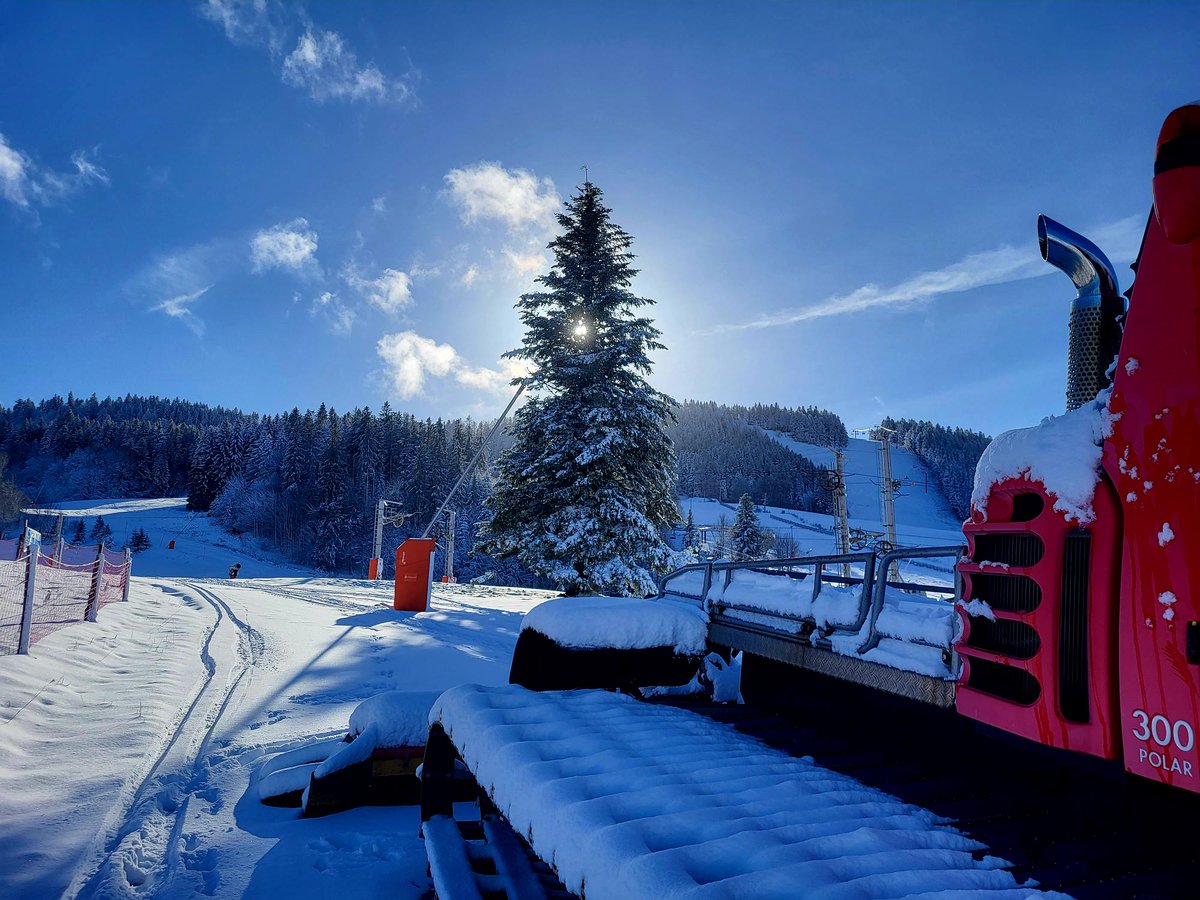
[{"xmin": 971, "ymin": 390, "xmax": 1117, "ymax": 525}]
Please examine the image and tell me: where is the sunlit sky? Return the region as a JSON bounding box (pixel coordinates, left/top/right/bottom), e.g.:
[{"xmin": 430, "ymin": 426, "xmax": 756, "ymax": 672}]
[{"xmin": 2, "ymin": 1, "xmax": 1198, "ymax": 435}]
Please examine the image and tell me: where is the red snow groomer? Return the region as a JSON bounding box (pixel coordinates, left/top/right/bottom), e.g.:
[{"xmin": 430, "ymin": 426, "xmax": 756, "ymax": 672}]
[
  {"xmin": 423, "ymin": 106, "xmax": 1200, "ymax": 898},
  {"xmin": 958, "ymin": 102, "xmax": 1200, "ymax": 794}
]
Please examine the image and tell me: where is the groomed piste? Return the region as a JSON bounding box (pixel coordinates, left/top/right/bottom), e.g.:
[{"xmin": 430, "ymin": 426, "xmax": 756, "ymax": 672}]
[{"xmin": 430, "ymin": 683, "xmax": 1056, "ymax": 899}]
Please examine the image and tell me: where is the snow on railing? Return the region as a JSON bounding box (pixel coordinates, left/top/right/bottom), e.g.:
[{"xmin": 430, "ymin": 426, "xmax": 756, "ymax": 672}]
[
  {"xmin": 658, "ymin": 546, "xmax": 965, "ymax": 679},
  {"xmin": 0, "ymin": 527, "xmax": 132, "ymax": 656}
]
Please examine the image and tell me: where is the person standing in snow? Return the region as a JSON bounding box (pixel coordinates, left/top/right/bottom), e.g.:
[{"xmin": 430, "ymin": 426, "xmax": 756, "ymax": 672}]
[{"xmin": 229, "ymin": 562, "xmax": 241, "ymax": 579}]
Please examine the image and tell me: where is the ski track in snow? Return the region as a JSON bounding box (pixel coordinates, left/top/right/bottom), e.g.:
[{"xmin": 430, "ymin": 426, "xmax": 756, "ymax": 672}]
[{"xmin": 68, "ymin": 583, "xmax": 262, "ymax": 900}]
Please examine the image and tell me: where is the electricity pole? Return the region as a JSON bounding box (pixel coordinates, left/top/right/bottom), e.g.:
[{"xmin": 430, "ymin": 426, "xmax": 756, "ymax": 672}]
[
  {"xmin": 877, "ymin": 429, "xmax": 900, "ymax": 580},
  {"xmin": 834, "ymin": 450, "xmax": 851, "ymax": 577}
]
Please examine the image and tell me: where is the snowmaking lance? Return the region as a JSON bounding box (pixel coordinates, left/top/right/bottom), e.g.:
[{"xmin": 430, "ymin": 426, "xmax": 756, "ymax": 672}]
[
  {"xmin": 383, "ymin": 379, "xmax": 528, "ymax": 611},
  {"xmin": 413, "ymin": 103, "xmax": 1200, "ymax": 898}
]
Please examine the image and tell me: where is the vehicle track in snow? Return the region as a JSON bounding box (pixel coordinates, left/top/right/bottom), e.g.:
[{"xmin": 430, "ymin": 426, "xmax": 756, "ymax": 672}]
[{"xmin": 66, "ymin": 581, "xmax": 263, "ymax": 900}]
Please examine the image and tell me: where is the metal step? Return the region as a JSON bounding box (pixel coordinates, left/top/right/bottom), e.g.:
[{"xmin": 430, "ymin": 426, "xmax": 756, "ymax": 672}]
[{"xmin": 424, "ymin": 814, "xmax": 572, "ymax": 900}]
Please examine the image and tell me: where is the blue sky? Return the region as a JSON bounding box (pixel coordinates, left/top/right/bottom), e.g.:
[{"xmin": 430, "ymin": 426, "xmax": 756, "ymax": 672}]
[{"xmin": 1, "ymin": 1, "xmax": 1197, "ymax": 435}]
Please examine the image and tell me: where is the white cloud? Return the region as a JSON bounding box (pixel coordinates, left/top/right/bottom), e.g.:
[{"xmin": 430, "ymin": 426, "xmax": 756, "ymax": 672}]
[
  {"xmin": 377, "ymin": 331, "xmax": 460, "ymax": 397},
  {"xmin": 250, "ymin": 218, "xmax": 319, "ymax": 274},
  {"xmin": 344, "ymin": 265, "xmax": 413, "ymax": 313},
  {"xmin": 150, "ymin": 286, "xmax": 210, "ymax": 336},
  {"xmin": 704, "ymin": 215, "xmax": 1146, "ymax": 335},
  {"xmin": 312, "ymin": 290, "xmax": 355, "ymax": 334},
  {"xmin": 0, "ymin": 132, "xmax": 107, "ymax": 210},
  {"xmin": 372, "ymin": 195, "xmax": 387, "ymax": 213},
  {"xmin": 409, "ymin": 262, "xmax": 441, "ymax": 281},
  {"xmin": 129, "ymin": 239, "xmax": 237, "ymax": 336},
  {"xmin": 0, "ymin": 135, "xmax": 29, "ymax": 207},
  {"xmin": 377, "ymin": 331, "xmax": 526, "ymax": 398},
  {"xmin": 444, "ymin": 162, "xmax": 560, "ymax": 232},
  {"xmin": 200, "ymin": 0, "xmax": 287, "ymax": 51},
  {"xmin": 282, "ymin": 29, "xmax": 413, "ymax": 104},
  {"xmin": 460, "ymin": 265, "xmax": 480, "ymax": 287},
  {"xmin": 201, "ymin": 2, "xmax": 416, "ymax": 105}
]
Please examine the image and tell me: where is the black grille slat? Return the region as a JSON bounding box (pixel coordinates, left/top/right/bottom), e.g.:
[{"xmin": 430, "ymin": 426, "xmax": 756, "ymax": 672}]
[
  {"xmin": 972, "ymin": 533, "xmax": 1045, "ymax": 567},
  {"xmin": 1059, "ymin": 531, "xmax": 1092, "ymax": 723},
  {"xmin": 966, "ymin": 572, "xmax": 1041, "ymax": 614},
  {"xmin": 965, "ymin": 656, "xmax": 1041, "ymax": 705},
  {"xmin": 965, "ymin": 618, "xmax": 1041, "ymax": 660}
]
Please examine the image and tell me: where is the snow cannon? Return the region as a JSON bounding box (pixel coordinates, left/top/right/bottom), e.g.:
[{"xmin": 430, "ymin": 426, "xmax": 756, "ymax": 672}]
[
  {"xmin": 394, "ymin": 538, "xmax": 436, "ymax": 612},
  {"xmin": 1038, "ymin": 215, "xmax": 1124, "ymax": 411},
  {"xmin": 957, "ymin": 103, "xmax": 1200, "ymax": 795}
]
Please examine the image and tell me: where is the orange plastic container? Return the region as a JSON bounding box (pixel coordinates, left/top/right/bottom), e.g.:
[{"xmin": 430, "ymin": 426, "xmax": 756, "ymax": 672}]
[{"xmin": 394, "ymin": 538, "xmax": 436, "ymax": 611}]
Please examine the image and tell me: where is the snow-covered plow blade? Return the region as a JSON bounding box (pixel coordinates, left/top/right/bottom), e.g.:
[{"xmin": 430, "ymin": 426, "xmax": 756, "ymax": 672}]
[{"xmin": 663, "ymin": 547, "xmax": 965, "ymax": 707}]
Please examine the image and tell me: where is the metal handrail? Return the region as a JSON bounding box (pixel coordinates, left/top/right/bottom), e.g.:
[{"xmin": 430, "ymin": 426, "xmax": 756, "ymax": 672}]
[
  {"xmin": 661, "ymin": 552, "xmax": 880, "ymax": 646},
  {"xmin": 857, "ymin": 545, "xmax": 966, "ymax": 654}
]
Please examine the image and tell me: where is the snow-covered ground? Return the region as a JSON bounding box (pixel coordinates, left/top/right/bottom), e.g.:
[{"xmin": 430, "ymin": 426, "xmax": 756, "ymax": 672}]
[
  {"xmin": 0, "ymin": 495, "xmax": 983, "ymax": 898},
  {"xmin": 1, "ymin": 496, "xmax": 556, "ymax": 898}
]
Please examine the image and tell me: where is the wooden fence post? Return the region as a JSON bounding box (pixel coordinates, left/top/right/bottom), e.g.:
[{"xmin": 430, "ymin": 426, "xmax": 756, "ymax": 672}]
[
  {"xmin": 17, "ymin": 528, "xmax": 41, "ymax": 655},
  {"xmin": 85, "ymin": 543, "xmax": 104, "ymax": 623},
  {"xmin": 121, "ymin": 548, "xmax": 132, "ymax": 603}
]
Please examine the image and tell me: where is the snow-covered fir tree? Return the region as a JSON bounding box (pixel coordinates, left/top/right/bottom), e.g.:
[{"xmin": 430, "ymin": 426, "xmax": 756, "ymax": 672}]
[
  {"xmin": 129, "ymin": 528, "xmax": 151, "ymax": 553},
  {"xmin": 89, "ymin": 514, "xmax": 112, "ymax": 546},
  {"xmin": 683, "ymin": 508, "xmax": 698, "ymax": 550},
  {"xmin": 70, "ymin": 518, "xmax": 87, "ymax": 543},
  {"xmin": 729, "ymin": 493, "xmax": 767, "ymax": 560},
  {"xmin": 478, "ymin": 180, "xmax": 679, "ymax": 596}
]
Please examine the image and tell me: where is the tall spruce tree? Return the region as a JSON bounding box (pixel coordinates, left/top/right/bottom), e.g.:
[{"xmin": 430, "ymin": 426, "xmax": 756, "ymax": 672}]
[
  {"xmin": 479, "ymin": 180, "xmax": 678, "ymax": 596},
  {"xmin": 730, "ymin": 493, "xmax": 766, "ymax": 560}
]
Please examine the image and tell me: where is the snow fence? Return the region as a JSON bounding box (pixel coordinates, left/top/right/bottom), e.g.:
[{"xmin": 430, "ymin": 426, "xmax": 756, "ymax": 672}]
[{"xmin": 0, "ymin": 529, "xmax": 131, "ymax": 655}]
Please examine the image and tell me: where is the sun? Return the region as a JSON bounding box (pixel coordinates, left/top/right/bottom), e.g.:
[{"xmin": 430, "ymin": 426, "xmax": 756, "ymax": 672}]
[{"xmin": 573, "ymin": 321, "xmax": 588, "ymax": 338}]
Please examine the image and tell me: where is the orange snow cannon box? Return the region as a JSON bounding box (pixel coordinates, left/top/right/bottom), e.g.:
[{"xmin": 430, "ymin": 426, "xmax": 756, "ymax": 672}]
[{"xmin": 394, "ymin": 538, "xmax": 436, "ymax": 612}]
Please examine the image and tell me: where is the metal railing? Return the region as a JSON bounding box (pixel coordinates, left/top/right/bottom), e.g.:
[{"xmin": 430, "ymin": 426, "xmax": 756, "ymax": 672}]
[
  {"xmin": 857, "ymin": 545, "xmax": 965, "ymax": 654},
  {"xmin": 659, "ymin": 545, "xmax": 963, "ymax": 657}
]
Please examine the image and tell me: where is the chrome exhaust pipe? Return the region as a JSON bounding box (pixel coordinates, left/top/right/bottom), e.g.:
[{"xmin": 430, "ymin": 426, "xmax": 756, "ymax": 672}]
[{"xmin": 1038, "ymin": 215, "xmax": 1125, "ymax": 410}]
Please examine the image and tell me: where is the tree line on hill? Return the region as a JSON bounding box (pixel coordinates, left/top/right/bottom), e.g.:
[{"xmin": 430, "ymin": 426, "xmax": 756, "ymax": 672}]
[
  {"xmin": 186, "ymin": 404, "xmax": 534, "ymax": 583},
  {"xmin": 876, "ymin": 417, "xmax": 992, "ymax": 521},
  {"xmin": 670, "ymin": 401, "xmax": 839, "ymax": 514},
  {"xmin": 1, "ymin": 392, "xmax": 989, "ymax": 574},
  {"xmin": 0, "ymin": 394, "xmax": 244, "ymax": 504}
]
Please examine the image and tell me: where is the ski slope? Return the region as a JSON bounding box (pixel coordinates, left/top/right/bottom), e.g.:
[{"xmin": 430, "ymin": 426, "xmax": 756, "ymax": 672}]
[
  {"xmin": 21, "ymin": 498, "xmax": 312, "ymax": 579},
  {"xmin": 679, "ymin": 430, "xmax": 966, "ymax": 562},
  {"xmin": 762, "ymin": 431, "xmax": 963, "ymax": 532}
]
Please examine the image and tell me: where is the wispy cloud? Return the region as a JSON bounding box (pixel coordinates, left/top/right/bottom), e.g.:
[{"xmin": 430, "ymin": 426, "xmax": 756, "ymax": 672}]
[
  {"xmin": 201, "ymin": 1, "xmax": 417, "ymax": 105},
  {"xmin": 377, "ymin": 330, "xmax": 527, "ymax": 398},
  {"xmin": 130, "ymin": 239, "xmax": 235, "ymax": 335},
  {"xmin": 702, "ymin": 214, "xmax": 1147, "ymax": 335},
  {"xmin": 250, "ymin": 217, "xmax": 320, "ymax": 275},
  {"xmin": 200, "ymin": 0, "xmax": 288, "ymax": 51},
  {"xmin": 311, "ymin": 290, "xmax": 356, "ymax": 334},
  {"xmin": 151, "ymin": 286, "xmax": 211, "ymax": 336},
  {"xmin": 343, "ymin": 263, "xmax": 413, "ymax": 313},
  {"xmin": 0, "ymin": 132, "xmax": 108, "ymax": 211},
  {"xmin": 282, "ymin": 30, "xmax": 413, "ymax": 104}
]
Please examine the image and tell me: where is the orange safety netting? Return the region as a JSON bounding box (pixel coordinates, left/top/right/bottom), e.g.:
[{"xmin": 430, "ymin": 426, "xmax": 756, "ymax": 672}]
[{"xmin": 28, "ymin": 554, "xmax": 96, "ymax": 646}]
